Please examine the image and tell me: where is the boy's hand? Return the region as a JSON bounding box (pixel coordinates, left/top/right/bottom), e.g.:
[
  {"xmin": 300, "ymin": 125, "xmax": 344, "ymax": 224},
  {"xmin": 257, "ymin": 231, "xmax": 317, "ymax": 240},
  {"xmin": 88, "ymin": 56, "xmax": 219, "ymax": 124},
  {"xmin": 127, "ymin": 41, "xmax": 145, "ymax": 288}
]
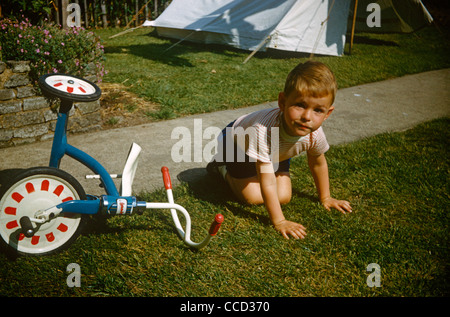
[
  {"xmin": 321, "ymin": 197, "xmax": 352, "ymax": 214},
  {"xmin": 274, "ymin": 220, "xmax": 307, "ymax": 239}
]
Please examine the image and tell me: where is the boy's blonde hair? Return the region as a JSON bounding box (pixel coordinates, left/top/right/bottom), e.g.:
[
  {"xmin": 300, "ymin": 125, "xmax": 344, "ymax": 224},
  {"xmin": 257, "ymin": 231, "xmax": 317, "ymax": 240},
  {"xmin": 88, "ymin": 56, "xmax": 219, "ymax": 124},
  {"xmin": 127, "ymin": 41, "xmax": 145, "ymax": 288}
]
[{"xmin": 284, "ymin": 61, "xmax": 337, "ymax": 105}]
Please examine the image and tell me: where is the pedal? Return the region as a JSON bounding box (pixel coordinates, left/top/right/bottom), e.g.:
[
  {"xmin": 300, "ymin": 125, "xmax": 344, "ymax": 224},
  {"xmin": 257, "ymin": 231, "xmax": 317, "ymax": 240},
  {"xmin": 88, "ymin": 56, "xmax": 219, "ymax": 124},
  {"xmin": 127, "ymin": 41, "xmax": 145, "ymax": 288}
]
[
  {"xmin": 85, "ymin": 174, "xmax": 122, "ymax": 179},
  {"xmin": 20, "ymin": 216, "xmax": 35, "ymax": 238}
]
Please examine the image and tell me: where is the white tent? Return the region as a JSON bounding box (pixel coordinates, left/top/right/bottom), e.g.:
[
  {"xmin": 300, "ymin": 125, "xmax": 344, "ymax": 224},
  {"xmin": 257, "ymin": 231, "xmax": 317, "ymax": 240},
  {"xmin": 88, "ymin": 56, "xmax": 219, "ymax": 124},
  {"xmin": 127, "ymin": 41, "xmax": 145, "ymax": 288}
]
[
  {"xmin": 145, "ymin": 0, "xmax": 433, "ymax": 57},
  {"xmin": 146, "ymin": 0, "xmax": 352, "ymax": 57}
]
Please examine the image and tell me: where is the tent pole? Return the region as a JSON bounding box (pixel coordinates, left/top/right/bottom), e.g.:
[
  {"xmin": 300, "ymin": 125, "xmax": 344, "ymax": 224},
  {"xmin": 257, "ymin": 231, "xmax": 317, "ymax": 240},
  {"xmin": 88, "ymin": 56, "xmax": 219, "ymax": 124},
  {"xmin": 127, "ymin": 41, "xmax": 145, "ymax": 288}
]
[
  {"xmin": 162, "ymin": 30, "xmax": 197, "ymax": 53},
  {"xmin": 109, "ymin": 26, "xmax": 143, "ymax": 39},
  {"xmin": 349, "ymin": 0, "xmax": 358, "ymax": 55},
  {"xmin": 126, "ymin": 0, "xmax": 152, "ymax": 29},
  {"xmin": 243, "ymin": 34, "xmax": 271, "ymax": 64}
]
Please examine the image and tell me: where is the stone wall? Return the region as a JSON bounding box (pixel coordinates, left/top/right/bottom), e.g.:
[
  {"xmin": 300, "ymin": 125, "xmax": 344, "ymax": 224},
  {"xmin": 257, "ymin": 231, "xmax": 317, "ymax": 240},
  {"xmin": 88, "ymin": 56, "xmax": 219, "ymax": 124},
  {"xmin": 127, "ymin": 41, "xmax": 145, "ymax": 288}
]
[{"xmin": 0, "ymin": 60, "xmax": 101, "ymax": 148}]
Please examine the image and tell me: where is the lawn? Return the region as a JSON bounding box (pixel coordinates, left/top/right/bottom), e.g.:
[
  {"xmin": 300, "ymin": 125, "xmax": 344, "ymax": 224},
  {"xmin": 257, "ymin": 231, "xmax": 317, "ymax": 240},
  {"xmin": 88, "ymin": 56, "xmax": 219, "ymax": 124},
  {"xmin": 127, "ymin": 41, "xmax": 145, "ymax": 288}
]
[{"xmin": 0, "ymin": 119, "xmax": 448, "ymax": 298}]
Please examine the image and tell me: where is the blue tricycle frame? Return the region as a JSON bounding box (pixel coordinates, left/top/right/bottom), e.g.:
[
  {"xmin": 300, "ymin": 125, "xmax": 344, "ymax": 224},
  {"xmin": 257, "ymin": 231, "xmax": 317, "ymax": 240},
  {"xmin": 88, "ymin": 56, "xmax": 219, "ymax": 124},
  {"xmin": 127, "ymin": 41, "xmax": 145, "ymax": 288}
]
[{"xmin": 49, "ymin": 98, "xmax": 138, "ymax": 214}]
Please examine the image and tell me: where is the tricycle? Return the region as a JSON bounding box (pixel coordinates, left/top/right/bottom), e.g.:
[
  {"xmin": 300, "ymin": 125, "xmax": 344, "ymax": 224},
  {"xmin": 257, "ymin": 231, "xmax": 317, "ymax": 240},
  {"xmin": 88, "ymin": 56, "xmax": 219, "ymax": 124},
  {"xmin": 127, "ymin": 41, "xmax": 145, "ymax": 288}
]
[{"xmin": 0, "ymin": 73, "xmax": 223, "ymax": 256}]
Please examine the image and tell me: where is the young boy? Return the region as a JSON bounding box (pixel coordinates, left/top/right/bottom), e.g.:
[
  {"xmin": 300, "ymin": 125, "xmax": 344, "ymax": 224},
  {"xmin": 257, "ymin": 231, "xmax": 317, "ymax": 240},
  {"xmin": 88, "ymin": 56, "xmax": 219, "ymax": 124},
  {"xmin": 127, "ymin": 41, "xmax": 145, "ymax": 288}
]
[{"xmin": 207, "ymin": 61, "xmax": 352, "ymax": 239}]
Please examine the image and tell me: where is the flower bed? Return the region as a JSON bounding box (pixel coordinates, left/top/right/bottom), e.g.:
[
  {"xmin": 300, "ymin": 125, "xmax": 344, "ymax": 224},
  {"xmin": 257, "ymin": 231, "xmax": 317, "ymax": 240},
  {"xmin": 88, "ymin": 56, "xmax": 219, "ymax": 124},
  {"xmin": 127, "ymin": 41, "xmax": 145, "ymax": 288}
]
[{"xmin": 0, "ymin": 17, "xmax": 106, "ymax": 85}]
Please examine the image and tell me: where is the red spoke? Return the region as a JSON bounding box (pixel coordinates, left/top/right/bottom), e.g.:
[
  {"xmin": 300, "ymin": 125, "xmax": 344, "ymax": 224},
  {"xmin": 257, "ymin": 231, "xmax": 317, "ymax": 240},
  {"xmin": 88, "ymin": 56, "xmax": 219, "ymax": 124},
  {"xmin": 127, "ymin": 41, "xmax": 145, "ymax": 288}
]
[{"xmin": 26, "ymin": 182, "xmax": 35, "ymax": 194}]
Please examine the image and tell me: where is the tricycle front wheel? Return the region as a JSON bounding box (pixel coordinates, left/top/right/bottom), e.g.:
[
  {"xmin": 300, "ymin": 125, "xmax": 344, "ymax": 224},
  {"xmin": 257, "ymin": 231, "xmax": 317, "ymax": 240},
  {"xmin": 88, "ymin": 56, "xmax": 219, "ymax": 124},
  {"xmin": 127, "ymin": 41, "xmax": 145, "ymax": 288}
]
[{"xmin": 0, "ymin": 167, "xmax": 87, "ymax": 256}]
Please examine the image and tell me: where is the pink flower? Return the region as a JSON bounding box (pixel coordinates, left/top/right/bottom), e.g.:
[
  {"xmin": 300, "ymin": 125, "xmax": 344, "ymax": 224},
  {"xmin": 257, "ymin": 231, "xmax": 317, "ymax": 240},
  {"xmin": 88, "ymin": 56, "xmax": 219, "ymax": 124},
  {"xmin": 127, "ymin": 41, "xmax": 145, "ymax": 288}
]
[
  {"xmin": 61, "ymin": 42, "xmax": 65, "ymax": 46},
  {"xmin": 36, "ymin": 48, "xmax": 40, "ymax": 53},
  {"xmin": 57, "ymin": 60, "xmax": 62, "ymax": 64}
]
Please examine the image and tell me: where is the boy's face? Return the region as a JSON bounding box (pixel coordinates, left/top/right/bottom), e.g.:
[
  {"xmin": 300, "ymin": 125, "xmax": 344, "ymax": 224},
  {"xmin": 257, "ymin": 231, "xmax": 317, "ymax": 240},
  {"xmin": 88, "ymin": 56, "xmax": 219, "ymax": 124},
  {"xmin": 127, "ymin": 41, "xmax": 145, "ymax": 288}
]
[{"xmin": 278, "ymin": 90, "xmax": 334, "ymax": 137}]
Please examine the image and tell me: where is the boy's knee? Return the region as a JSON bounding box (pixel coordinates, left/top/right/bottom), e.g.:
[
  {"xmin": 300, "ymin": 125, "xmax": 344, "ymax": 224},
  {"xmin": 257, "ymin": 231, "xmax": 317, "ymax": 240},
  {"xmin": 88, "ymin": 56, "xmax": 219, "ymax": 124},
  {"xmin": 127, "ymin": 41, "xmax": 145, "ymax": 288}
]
[
  {"xmin": 240, "ymin": 195, "xmax": 264, "ymax": 206},
  {"xmin": 279, "ymin": 192, "xmax": 292, "ymax": 205},
  {"xmin": 235, "ymin": 188, "xmax": 264, "ymax": 205},
  {"xmin": 239, "ymin": 191, "xmax": 290, "ymax": 205}
]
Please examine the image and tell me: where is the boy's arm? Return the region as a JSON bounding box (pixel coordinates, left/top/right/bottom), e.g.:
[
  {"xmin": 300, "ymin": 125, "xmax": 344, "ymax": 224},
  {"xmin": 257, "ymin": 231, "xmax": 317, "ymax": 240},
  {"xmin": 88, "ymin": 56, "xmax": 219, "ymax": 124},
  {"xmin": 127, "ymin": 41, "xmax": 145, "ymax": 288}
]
[
  {"xmin": 256, "ymin": 161, "xmax": 306, "ymax": 239},
  {"xmin": 307, "ymin": 153, "xmax": 352, "ymax": 213},
  {"xmin": 256, "ymin": 162, "xmax": 284, "ymax": 224}
]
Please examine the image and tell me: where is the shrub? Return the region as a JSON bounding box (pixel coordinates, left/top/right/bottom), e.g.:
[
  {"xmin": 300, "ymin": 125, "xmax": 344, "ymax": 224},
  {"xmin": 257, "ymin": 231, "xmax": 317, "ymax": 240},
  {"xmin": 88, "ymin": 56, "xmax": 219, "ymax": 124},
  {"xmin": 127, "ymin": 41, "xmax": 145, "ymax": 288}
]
[{"xmin": 0, "ymin": 17, "xmax": 106, "ymax": 86}]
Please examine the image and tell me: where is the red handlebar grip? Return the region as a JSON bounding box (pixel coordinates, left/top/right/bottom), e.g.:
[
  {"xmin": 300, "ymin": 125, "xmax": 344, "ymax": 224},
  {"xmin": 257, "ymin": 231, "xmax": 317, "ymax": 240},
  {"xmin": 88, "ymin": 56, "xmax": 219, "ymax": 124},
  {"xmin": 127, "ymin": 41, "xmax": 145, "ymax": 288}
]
[
  {"xmin": 161, "ymin": 166, "xmax": 172, "ymax": 190},
  {"xmin": 209, "ymin": 214, "xmax": 224, "ymax": 236}
]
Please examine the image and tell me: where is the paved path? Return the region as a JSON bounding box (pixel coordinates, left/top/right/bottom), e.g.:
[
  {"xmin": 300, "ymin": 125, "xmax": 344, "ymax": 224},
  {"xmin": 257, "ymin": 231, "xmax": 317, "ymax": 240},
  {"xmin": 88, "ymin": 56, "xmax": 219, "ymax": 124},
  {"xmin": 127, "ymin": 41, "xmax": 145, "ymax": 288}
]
[{"xmin": 1, "ymin": 69, "xmax": 449, "ymax": 195}]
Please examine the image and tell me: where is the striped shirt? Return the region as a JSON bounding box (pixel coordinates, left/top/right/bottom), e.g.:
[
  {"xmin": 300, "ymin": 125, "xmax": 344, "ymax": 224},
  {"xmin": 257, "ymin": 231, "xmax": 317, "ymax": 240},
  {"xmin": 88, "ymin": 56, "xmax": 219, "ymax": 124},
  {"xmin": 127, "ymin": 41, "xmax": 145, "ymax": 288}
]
[{"xmin": 231, "ymin": 108, "xmax": 329, "ymax": 164}]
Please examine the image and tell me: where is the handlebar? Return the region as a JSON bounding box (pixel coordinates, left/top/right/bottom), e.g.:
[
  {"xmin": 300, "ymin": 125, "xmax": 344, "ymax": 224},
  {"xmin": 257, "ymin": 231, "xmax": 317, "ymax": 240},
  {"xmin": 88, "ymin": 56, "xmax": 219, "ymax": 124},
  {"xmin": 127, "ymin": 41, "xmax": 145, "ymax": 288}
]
[
  {"xmin": 209, "ymin": 214, "xmax": 224, "ymax": 236},
  {"xmin": 158, "ymin": 166, "xmax": 224, "ymax": 249},
  {"xmin": 161, "ymin": 166, "xmax": 172, "ymax": 190}
]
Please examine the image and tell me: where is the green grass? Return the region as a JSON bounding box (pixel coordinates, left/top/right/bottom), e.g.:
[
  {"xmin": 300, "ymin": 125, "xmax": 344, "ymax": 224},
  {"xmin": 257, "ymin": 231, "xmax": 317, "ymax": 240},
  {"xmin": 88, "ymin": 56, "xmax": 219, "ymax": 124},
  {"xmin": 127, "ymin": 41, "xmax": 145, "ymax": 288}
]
[
  {"xmin": 95, "ymin": 26, "xmax": 450, "ymax": 119},
  {"xmin": 1, "ymin": 118, "xmax": 448, "ymax": 297}
]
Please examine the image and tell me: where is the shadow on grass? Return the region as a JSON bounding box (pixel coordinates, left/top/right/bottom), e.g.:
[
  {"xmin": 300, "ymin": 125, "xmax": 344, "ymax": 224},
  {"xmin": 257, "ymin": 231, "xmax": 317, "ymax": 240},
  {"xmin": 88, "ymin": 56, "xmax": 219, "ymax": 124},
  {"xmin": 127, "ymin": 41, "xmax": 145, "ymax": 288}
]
[
  {"xmin": 105, "ymin": 42, "xmax": 195, "ymax": 67},
  {"xmin": 177, "ymin": 168, "xmax": 269, "ymax": 223},
  {"xmin": 351, "ymin": 34, "xmax": 400, "ymax": 47},
  {"xmin": 105, "ymin": 29, "xmax": 317, "ymax": 66}
]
